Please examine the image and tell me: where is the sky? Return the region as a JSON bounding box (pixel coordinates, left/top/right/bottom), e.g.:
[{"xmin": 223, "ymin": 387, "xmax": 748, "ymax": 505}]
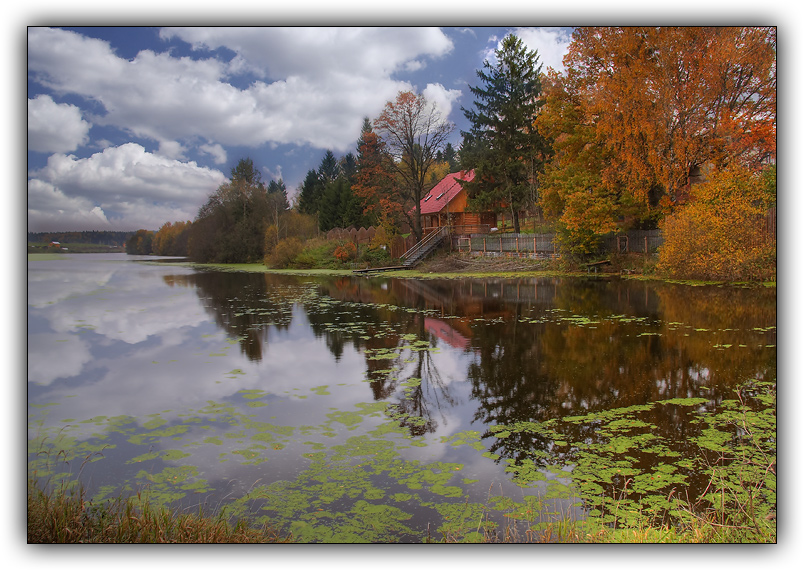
[{"xmin": 27, "ymin": 26, "xmax": 575, "ymax": 233}]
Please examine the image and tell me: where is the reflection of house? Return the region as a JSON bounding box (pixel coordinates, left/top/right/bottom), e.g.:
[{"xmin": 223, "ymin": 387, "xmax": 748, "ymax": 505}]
[
  {"xmin": 424, "ymin": 317, "xmax": 470, "ymax": 350},
  {"xmin": 419, "ymin": 170, "xmax": 496, "ymax": 234}
]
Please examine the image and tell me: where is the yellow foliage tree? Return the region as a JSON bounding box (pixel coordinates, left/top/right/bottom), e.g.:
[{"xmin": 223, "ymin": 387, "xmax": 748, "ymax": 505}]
[{"xmin": 656, "ymin": 166, "xmax": 776, "ymax": 281}]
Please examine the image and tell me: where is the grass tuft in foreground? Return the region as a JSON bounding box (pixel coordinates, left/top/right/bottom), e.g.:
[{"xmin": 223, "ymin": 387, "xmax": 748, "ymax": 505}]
[{"xmin": 27, "ymin": 478, "xmax": 291, "ymax": 544}]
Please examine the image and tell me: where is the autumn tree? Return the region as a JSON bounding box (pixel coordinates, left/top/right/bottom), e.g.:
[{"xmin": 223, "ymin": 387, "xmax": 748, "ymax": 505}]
[
  {"xmin": 535, "ymin": 68, "xmax": 628, "ymax": 253},
  {"xmin": 152, "ymin": 220, "xmax": 192, "ymax": 256},
  {"xmin": 125, "ymin": 229, "xmax": 154, "ymax": 255},
  {"xmin": 188, "ymin": 157, "xmax": 276, "ymax": 263},
  {"xmin": 460, "ymin": 34, "xmax": 551, "ymax": 233},
  {"xmin": 373, "ymin": 90, "xmax": 454, "ymax": 241},
  {"xmin": 564, "ymin": 26, "xmax": 776, "ymax": 206},
  {"xmin": 656, "ymin": 165, "xmax": 776, "ymax": 281}
]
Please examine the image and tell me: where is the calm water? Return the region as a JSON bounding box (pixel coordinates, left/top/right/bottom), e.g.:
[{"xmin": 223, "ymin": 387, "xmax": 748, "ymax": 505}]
[{"xmin": 27, "ymin": 254, "xmax": 776, "ymax": 542}]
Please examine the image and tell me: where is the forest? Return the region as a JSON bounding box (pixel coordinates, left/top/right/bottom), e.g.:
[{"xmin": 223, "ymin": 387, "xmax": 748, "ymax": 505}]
[{"xmin": 123, "ymin": 27, "xmax": 776, "ymax": 282}]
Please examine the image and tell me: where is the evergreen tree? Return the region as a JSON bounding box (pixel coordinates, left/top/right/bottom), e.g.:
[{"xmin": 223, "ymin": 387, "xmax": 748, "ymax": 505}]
[
  {"xmin": 230, "ymin": 157, "xmax": 264, "ymax": 189},
  {"xmin": 443, "ymin": 142, "xmax": 459, "ymax": 172},
  {"xmin": 318, "ymin": 150, "xmax": 340, "ymax": 183},
  {"xmin": 340, "ymin": 152, "xmax": 358, "ymax": 185},
  {"xmin": 267, "ymin": 179, "xmax": 291, "ymax": 210},
  {"xmin": 296, "ymin": 169, "xmax": 323, "ymax": 215},
  {"xmin": 460, "ymin": 34, "xmax": 550, "ymax": 233}
]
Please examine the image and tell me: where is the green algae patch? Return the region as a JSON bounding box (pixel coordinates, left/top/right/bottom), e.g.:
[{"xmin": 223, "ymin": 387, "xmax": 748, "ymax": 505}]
[
  {"xmin": 657, "ymin": 397, "xmax": 709, "ymax": 407},
  {"xmin": 128, "ymin": 424, "xmax": 190, "ymax": 445},
  {"xmin": 237, "ymin": 389, "xmax": 267, "ymax": 400}
]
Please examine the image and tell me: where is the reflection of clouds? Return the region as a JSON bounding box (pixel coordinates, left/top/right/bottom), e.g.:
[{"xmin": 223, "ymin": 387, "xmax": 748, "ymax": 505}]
[
  {"xmin": 29, "ymin": 258, "xmax": 208, "ymax": 344},
  {"xmin": 30, "ymin": 307, "xmax": 371, "ymax": 440},
  {"xmin": 28, "ymin": 257, "xmax": 115, "ymax": 307},
  {"xmin": 27, "ymin": 333, "xmax": 92, "ymax": 386}
]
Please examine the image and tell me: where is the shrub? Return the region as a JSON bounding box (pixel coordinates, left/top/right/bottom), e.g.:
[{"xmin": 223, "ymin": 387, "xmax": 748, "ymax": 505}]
[
  {"xmin": 359, "ymin": 246, "xmax": 392, "ymax": 267},
  {"xmin": 265, "ymin": 237, "xmax": 305, "ymax": 269},
  {"xmin": 333, "ymin": 241, "xmax": 357, "ymax": 263},
  {"xmin": 656, "ymin": 167, "xmax": 776, "ymax": 282}
]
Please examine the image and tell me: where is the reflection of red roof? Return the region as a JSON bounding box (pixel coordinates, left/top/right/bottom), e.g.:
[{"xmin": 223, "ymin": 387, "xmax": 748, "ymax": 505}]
[
  {"xmin": 424, "ymin": 317, "xmax": 470, "ymax": 350},
  {"xmin": 419, "ymin": 170, "xmax": 475, "ymax": 215}
]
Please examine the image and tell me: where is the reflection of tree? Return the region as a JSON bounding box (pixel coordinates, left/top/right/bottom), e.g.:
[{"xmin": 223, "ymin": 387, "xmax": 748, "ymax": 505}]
[
  {"xmin": 464, "ymin": 277, "xmax": 776, "ymax": 504},
  {"xmin": 467, "ymin": 303, "xmax": 564, "ymax": 464},
  {"xmin": 165, "ymin": 272, "xmax": 296, "ymax": 361},
  {"xmin": 385, "ymin": 316, "xmax": 458, "ymax": 436},
  {"xmin": 304, "ymin": 279, "xmax": 462, "ymax": 436}
]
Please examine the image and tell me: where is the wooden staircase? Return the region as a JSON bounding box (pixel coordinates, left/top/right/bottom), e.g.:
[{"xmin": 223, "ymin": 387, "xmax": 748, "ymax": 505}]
[{"xmin": 401, "ymin": 227, "xmax": 448, "ymax": 268}]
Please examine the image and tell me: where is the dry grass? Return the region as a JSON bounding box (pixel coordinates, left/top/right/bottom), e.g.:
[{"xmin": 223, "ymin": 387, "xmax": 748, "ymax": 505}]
[{"xmin": 27, "ymin": 478, "xmax": 292, "ymax": 544}]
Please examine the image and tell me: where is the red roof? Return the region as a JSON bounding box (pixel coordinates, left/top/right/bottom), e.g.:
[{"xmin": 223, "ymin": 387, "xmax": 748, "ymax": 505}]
[{"xmin": 419, "ymin": 170, "xmax": 474, "ymax": 215}]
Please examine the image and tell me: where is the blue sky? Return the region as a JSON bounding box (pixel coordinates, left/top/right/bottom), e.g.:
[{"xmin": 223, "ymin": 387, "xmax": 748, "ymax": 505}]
[{"xmin": 27, "ymin": 26, "xmax": 575, "ymax": 232}]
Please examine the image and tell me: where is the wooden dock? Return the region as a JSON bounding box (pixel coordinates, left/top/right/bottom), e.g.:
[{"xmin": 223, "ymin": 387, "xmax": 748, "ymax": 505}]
[{"xmin": 352, "ymin": 265, "xmax": 411, "ymax": 275}]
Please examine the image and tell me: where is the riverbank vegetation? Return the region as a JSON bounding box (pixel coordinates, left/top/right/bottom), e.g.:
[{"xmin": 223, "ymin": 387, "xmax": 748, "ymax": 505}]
[
  {"xmin": 28, "ymin": 477, "xmax": 291, "ymax": 543},
  {"xmin": 109, "ymin": 27, "xmax": 774, "ymax": 283}
]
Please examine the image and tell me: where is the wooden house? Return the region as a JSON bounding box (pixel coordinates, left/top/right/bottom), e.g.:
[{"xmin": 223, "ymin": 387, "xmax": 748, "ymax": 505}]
[{"xmin": 419, "ymin": 170, "xmax": 496, "ymax": 235}]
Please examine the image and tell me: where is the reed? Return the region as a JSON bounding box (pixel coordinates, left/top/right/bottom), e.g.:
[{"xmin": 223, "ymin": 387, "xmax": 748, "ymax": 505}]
[{"xmin": 27, "ymin": 476, "xmax": 291, "ymax": 544}]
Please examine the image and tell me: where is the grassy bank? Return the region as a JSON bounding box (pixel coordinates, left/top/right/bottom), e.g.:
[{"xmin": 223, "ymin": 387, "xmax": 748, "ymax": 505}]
[
  {"xmin": 177, "ymin": 252, "xmax": 775, "ymax": 287},
  {"xmin": 27, "ymin": 477, "xmax": 291, "ymax": 543},
  {"xmin": 29, "ymin": 474, "xmax": 775, "ymax": 543}
]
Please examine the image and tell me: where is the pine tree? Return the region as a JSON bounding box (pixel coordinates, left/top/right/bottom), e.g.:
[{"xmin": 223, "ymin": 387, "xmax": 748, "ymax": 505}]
[
  {"xmin": 296, "ymin": 169, "xmax": 324, "ymax": 216},
  {"xmin": 318, "ymin": 150, "xmax": 340, "ymax": 183},
  {"xmin": 461, "ymin": 34, "xmax": 550, "ymax": 233}
]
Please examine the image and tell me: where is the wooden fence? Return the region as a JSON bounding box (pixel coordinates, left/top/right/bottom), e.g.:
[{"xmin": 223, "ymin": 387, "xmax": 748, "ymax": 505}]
[
  {"xmin": 454, "ymin": 232, "xmax": 560, "ymax": 258},
  {"xmin": 453, "ymin": 229, "xmax": 665, "ymax": 258}
]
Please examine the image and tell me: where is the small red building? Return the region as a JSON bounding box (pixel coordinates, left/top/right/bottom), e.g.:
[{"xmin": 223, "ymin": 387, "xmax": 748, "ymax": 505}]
[{"xmin": 419, "ymin": 170, "xmax": 496, "ymax": 234}]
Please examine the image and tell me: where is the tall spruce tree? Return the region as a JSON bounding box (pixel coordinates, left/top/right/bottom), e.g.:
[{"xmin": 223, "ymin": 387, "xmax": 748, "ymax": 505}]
[
  {"xmin": 460, "ymin": 34, "xmax": 550, "ymax": 233},
  {"xmin": 296, "ymin": 169, "xmax": 324, "ymax": 215}
]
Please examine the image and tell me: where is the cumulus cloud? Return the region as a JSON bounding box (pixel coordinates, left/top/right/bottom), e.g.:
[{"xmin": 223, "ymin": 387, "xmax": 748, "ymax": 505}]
[
  {"xmin": 422, "ymin": 83, "xmax": 462, "ymax": 119},
  {"xmin": 27, "ymin": 27, "xmax": 455, "ymax": 155},
  {"xmin": 27, "ymin": 143, "xmax": 227, "ymax": 231},
  {"xmin": 199, "ymin": 143, "xmax": 227, "ymax": 164},
  {"xmin": 157, "ymin": 140, "xmax": 187, "ymax": 160},
  {"xmin": 28, "ymin": 94, "xmax": 91, "ymax": 153},
  {"xmin": 514, "ymin": 27, "xmax": 573, "ymax": 73},
  {"xmin": 482, "ymin": 28, "xmax": 572, "ymax": 74}
]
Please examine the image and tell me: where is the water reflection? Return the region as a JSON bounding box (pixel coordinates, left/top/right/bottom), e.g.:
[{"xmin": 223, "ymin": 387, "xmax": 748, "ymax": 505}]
[{"xmin": 28, "ymin": 255, "xmax": 776, "ymax": 538}]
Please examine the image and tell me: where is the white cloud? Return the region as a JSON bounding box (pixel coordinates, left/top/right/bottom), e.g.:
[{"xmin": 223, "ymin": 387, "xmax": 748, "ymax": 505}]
[
  {"xmin": 28, "ymin": 94, "xmax": 91, "ymax": 153},
  {"xmin": 423, "ymin": 83, "xmax": 462, "ymax": 119},
  {"xmin": 514, "ymin": 27, "xmax": 573, "ymax": 73},
  {"xmin": 158, "ymin": 140, "xmax": 186, "ymax": 160},
  {"xmin": 482, "ymin": 28, "xmax": 572, "ymax": 74},
  {"xmin": 199, "ymin": 143, "xmax": 227, "ymax": 164},
  {"xmin": 28, "ymin": 27, "xmax": 455, "ymax": 155},
  {"xmin": 28, "ymin": 334, "xmax": 92, "ymax": 386},
  {"xmin": 27, "ymin": 143, "xmax": 227, "ymax": 231}
]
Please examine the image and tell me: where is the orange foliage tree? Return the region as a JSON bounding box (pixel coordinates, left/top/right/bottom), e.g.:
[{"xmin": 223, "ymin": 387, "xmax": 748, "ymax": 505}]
[
  {"xmin": 538, "ymin": 26, "xmax": 776, "ymax": 254},
  {"xmin": 373, "ymin": 91, "xmax": 454, "ymax": 241},
  {"xmin": 565, "ymin": 26, "xmax": 776, "ymax": 205}
]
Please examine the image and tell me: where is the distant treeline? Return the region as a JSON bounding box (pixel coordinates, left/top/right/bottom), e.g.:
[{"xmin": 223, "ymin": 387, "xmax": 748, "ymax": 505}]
[{"xmin": 28, "ymin": 230, "xmax": 135, "ymax": 246}]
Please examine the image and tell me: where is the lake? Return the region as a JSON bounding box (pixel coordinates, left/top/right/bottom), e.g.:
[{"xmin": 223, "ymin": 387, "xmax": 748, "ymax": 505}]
[{"xmin": 27, "ymin": 253, "xmax": 776, "ymax": 542}]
